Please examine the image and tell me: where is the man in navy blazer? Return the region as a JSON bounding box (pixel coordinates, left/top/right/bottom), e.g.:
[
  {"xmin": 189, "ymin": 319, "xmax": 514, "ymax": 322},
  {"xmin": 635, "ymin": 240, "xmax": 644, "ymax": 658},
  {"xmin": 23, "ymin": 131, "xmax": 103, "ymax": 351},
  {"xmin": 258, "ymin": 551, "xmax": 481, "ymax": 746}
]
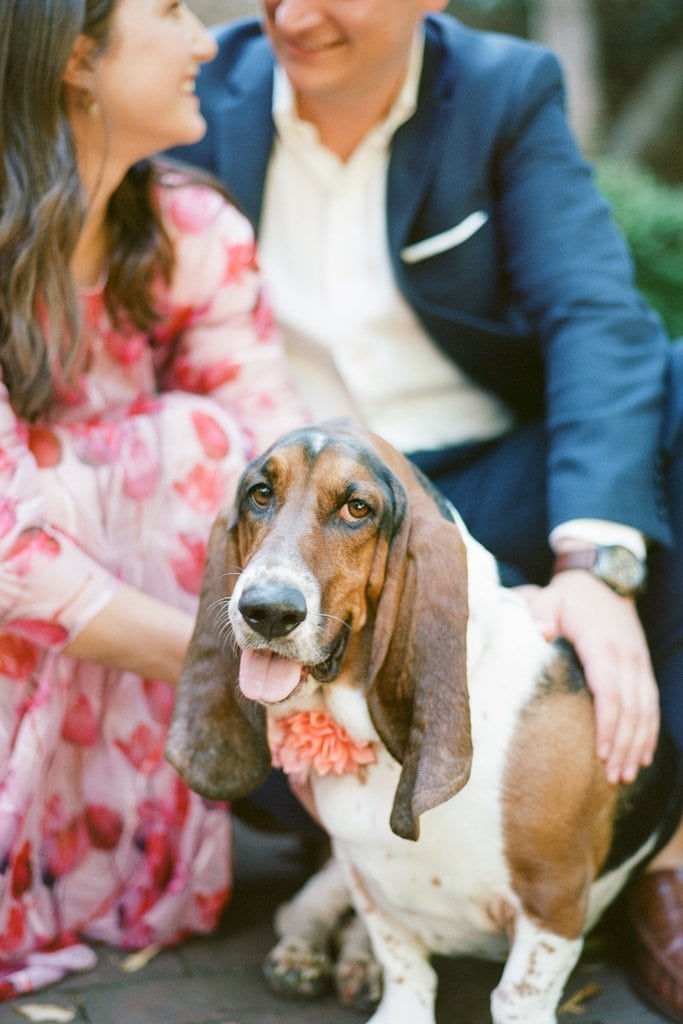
[{"xmin": 173, "ymin": 1, "xmax": 683, "ymax": 1016}]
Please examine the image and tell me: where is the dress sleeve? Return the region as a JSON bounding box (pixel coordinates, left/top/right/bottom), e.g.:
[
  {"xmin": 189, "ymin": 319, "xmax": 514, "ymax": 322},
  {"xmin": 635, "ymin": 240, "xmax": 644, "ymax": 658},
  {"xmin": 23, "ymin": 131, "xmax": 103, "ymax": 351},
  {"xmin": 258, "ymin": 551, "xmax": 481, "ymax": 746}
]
[
  {"xmin": 0, "ymin": 382, "xmax": 119, "ymax": 649},
  {"xmin": 155, "ymin": 183, "xmax": 309, "ymax": 459}
]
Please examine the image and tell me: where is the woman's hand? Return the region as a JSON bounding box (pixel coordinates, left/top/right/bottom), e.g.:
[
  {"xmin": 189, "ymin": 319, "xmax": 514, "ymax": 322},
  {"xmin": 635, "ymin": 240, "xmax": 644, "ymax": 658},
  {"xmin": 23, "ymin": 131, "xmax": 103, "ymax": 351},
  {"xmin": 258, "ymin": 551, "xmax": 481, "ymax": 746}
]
[{"xmin": 516, "ymin": 571, "xmax": 659, "ymax": 784}]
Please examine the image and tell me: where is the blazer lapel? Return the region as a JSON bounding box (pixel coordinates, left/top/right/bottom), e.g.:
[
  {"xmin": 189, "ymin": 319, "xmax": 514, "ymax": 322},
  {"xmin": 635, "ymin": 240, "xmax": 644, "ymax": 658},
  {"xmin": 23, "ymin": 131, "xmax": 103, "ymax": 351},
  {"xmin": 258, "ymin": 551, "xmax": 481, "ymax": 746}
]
[
  {"xmin": 211, "ymin": 38, "xmax": 275, "ymax": 230},
  {"xmin": 387, "ymin": 18, "xmax": 462, "ymax": 256}
]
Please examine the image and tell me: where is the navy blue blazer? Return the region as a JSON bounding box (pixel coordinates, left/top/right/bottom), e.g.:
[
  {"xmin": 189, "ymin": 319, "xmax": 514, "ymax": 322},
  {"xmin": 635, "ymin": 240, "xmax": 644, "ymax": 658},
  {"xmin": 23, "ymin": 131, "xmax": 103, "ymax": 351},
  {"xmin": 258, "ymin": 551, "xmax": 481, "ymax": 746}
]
[{"xmin": 172, "ymin": 14, "xmax": 671, "ymax": 544}]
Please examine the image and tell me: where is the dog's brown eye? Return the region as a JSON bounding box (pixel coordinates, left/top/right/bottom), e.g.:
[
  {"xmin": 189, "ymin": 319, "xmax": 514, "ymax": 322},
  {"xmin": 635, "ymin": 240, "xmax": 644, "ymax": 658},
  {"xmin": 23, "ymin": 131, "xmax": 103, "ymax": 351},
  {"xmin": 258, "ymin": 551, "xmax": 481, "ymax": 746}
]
[
  {"xmin": 341, "ymin": 499, "xmax": 371, "ymax": 522},
  {"xmin": 249, "ymin": 483, "xmax": 272, "ymax": 508}
]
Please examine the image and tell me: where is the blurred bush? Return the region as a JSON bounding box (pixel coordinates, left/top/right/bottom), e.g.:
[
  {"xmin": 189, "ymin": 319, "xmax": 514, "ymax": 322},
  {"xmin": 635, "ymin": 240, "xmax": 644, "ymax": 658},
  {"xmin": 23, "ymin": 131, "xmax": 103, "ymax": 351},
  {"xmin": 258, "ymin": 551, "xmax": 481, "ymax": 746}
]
[{"xmin": 596, "ymin": 159, "xmax": 683, "ymax": 339}]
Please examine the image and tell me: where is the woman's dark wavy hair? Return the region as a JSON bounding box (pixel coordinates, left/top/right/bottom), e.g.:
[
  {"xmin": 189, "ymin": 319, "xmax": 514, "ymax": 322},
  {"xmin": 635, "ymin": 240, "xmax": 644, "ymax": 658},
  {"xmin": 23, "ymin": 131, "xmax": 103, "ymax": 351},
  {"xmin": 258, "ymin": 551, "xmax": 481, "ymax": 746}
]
[{"xmin": 0, "ymin": 0, "xmax": 213, "ymax": 420}]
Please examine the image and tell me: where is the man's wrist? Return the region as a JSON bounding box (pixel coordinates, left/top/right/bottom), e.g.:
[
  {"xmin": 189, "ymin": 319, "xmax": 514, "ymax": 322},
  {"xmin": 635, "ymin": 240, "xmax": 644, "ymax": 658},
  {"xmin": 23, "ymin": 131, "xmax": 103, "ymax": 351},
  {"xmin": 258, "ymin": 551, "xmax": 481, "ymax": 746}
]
[
  {"xmin": 549, "ymin": 519, "xmax": 646, "ymax": 560},
  {"xmin": 552, "ymin": 545, "xmax": 647, "ymax": 597}
]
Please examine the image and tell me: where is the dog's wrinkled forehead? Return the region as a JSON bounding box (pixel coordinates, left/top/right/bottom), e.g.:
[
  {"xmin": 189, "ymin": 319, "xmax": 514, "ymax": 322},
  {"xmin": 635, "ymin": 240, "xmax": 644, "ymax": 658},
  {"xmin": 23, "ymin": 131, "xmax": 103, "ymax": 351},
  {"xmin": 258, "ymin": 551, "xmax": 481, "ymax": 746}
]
[{"xmin": 235, "ymin": 422, "xmax": 408, "ymax": 537}]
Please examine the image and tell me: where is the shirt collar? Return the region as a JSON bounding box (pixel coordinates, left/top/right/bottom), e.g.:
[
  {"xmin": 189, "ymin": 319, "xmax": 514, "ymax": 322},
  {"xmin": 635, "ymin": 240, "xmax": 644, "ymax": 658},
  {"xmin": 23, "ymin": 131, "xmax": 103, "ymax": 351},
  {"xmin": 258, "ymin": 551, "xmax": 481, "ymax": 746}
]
[{"xmin": 272, "ymin": 30, "xmax": 424, "ymax": 150}]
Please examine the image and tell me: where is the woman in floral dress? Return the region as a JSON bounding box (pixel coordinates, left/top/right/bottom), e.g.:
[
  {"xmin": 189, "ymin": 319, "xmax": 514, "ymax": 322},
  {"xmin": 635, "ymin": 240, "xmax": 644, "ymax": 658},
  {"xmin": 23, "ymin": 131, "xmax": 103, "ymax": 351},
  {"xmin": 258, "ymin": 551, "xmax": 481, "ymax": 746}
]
[{"xmin": 0, "ymin": 0, "xmax": 306, "ymax": 997}]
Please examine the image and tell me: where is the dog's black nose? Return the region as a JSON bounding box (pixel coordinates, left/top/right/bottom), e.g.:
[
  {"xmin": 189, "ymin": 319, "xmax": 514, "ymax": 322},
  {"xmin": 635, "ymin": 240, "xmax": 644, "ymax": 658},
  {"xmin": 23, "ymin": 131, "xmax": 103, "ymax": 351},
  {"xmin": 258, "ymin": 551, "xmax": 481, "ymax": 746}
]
[{"xmin": 238, "ymin": 582, "xmax": 307, "ymax": 640}]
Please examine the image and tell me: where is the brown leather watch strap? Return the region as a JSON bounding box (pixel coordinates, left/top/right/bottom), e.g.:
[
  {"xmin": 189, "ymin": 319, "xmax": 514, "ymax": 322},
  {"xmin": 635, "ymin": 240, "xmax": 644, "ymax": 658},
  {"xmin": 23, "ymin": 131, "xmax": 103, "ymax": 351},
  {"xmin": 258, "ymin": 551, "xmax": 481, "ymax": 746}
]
[
  {"xmin": 552, "ymin": 549, "xmax": 598, "ymax": 575},
  {"xmin": 552, "ymin": 545, "xmax": 646, "ymax": 596}
]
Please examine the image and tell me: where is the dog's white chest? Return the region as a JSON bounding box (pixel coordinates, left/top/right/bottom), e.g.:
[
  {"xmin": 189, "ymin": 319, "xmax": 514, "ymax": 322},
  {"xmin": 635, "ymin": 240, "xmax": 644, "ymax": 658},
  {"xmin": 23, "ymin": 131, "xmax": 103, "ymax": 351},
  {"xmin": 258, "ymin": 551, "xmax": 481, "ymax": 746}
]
[
  {"xmin": 311, "ymin": 724, "xmax": 518, "ymax": 961},
  {"xmin": 309, "ymin": 618, "xmax": 543, "ymax": 954}
]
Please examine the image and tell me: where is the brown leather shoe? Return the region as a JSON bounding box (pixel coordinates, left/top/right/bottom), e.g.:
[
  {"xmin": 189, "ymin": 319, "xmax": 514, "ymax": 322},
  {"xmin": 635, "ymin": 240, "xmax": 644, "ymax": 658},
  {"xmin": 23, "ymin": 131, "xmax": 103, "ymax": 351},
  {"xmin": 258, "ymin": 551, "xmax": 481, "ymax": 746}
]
[{"xmin": 625, "ymin": 869, "xmax": 683, "ymax": 1023}]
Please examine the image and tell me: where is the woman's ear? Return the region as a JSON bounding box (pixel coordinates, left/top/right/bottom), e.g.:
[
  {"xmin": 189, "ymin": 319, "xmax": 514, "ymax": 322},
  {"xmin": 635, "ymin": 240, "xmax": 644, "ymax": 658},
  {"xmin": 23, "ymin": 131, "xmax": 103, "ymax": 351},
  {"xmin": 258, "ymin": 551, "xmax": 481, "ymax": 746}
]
[{"xmin": 62, "ymin": 34, "xmax": 98, "ymax": 98}]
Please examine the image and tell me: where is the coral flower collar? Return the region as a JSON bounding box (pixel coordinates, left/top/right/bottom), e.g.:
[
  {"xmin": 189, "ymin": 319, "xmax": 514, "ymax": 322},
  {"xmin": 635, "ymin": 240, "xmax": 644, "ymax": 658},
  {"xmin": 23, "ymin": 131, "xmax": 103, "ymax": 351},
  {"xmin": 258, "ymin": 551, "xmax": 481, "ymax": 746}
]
[{"xmin": 267, "ymin": 710, "xmax": 377, "ymax": 785}]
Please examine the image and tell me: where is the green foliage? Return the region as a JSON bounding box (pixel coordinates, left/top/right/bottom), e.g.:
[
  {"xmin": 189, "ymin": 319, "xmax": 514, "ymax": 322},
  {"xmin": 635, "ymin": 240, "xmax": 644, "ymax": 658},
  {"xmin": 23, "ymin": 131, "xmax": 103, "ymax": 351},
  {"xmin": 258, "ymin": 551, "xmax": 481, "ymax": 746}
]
[
  {"xmin": 595, "ymin": 159, "xmax": 683, "ymax": 340},
  {"xmin": 596, "ymin": 0, "xmax": 683, "ymax": 109},
  {"xmin": 447, "ymin": 0, "xmax": 522, "ymax": 23}
]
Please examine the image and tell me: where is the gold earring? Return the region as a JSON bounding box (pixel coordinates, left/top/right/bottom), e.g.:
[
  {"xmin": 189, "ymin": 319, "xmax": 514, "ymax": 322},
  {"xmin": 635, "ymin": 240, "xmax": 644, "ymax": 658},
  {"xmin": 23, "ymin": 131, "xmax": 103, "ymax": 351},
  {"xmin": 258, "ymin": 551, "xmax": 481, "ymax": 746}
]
[{"xmin": 82, "ymin": 91, "xmax": 100, "ymax": 116}]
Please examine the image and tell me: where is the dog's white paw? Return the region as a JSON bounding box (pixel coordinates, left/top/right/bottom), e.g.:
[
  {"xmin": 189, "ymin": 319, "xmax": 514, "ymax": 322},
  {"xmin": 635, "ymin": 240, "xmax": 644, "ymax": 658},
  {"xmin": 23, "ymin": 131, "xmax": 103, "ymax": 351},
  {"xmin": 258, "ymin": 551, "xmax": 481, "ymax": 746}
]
[
  {"xmin": 334, "ymin": 912, "xmax": 383, "ymax": 1011},
  {"xmin": 263, "ymin": 908, "xmax": 384, "ymax": 1008},
  {"xmin": 263, "ymin": 934, "xmax": 333, "ymax": 1000}
]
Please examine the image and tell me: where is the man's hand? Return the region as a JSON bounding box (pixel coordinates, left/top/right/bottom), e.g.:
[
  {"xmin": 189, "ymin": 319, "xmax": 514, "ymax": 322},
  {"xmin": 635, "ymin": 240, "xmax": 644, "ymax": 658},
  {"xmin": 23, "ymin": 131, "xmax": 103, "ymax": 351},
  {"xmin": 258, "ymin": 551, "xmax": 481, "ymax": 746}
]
[{"xmin": 516, "ymin": 571, "xmax": 659, "ymax": 784}]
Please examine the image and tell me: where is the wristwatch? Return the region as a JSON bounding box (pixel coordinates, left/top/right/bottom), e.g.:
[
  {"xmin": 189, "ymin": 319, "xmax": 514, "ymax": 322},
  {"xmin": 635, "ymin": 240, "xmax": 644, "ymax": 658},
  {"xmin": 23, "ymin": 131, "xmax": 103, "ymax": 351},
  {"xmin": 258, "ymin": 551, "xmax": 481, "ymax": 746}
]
[{"xmin": 552, "ymin": 545, "xmax": 647, "ymax": 597}]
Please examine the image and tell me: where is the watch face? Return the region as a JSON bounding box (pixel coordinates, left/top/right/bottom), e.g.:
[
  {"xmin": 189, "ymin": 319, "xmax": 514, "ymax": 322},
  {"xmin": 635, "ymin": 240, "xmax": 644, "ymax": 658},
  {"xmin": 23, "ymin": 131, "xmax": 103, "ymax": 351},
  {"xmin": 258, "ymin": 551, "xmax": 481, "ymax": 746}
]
[{"xmin": 596, "ymin": 546, "xmax": 646, "ymax": 595}]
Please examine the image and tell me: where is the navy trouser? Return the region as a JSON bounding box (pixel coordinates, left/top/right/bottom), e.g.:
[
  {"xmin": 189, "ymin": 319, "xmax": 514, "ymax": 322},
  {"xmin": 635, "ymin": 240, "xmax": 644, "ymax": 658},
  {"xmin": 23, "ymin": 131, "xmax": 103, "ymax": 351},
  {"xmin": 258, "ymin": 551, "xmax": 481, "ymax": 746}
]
[{"xmin": 243, "ymin": 339, "xmax": 683, "ymax": 831}]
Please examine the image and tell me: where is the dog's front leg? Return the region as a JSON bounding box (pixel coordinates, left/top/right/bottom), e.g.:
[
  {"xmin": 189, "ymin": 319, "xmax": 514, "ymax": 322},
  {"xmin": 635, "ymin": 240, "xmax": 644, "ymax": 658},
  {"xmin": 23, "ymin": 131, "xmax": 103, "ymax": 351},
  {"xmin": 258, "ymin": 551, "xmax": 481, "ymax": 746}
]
[
  {"xmin": 264, "ymin": 856, "xmax": 349, "ymax": 999},
  {"xmin": 338, "ymin": 848, "xmax": 437, "ymax": 1024},
  {"xmin": 491, "ymin": 914, "xmax": 583, "ymax": 1024},
  {"xmin": 265, "ymin": 853, "xmax": 383, "ymax": 1009}
]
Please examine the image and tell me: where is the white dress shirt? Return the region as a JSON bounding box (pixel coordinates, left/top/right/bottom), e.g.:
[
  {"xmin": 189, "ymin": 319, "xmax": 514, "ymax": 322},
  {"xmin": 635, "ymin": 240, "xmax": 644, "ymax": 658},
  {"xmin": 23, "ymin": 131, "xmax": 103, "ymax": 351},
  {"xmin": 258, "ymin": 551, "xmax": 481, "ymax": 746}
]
[
  {"xmin": 259, "ymin": 35, "xmax": 516, "ymax": 454},
  {"xmin": 258, "ymin": 34, "xmax": 644, "ymax": 558}
]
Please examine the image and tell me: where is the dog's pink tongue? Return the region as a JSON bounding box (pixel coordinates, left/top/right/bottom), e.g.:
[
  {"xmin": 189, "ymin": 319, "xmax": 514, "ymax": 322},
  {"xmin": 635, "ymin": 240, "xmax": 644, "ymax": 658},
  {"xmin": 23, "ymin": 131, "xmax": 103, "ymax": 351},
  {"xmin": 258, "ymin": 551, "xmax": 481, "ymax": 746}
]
[{"xmin": 239, "ymin": 649, "xmax": 303, "ymax": 703}]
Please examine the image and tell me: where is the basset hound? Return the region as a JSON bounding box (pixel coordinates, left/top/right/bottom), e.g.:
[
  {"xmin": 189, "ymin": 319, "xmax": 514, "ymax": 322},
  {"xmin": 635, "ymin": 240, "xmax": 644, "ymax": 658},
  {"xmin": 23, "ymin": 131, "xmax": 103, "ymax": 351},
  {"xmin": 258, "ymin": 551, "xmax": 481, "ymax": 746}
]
[{"xmin": 166, "ymin": 419, "xmax": 682, "ymax": 1024}]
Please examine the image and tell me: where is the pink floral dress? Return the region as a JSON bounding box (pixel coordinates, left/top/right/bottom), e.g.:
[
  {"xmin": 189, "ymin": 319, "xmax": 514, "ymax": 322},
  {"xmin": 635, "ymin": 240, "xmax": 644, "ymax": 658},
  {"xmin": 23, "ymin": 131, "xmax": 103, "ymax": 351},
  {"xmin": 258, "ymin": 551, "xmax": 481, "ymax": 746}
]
[{"xmin": 0, "ymin": 178, "xmax": 306, "ymax": 998}]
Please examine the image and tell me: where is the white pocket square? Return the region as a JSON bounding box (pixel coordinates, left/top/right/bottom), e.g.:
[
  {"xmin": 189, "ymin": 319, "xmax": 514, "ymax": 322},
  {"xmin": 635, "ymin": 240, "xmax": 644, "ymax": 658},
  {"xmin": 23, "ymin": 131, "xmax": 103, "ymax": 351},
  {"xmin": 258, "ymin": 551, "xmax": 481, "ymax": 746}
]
[{"xmin": 400, "ymin": 210, "xmax": 489, "ymax": 264}]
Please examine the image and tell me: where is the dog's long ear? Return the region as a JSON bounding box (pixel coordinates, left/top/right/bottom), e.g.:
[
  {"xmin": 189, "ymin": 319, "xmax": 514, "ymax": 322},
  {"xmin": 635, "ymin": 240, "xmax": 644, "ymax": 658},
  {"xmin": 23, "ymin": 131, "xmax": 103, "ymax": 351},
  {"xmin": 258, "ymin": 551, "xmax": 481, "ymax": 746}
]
[
  {"xmin": 366, "ymin": 494, "xmax": 472, "ymax": 842},
  {"xmin": 165, "ymin": 509, "xmax": 271, "ymax": 800}
]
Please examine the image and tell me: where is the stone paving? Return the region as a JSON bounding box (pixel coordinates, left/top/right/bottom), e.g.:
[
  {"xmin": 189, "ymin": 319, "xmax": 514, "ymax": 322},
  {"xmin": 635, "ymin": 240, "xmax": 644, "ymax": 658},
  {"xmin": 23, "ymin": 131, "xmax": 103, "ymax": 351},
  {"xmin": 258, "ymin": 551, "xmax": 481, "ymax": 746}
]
[{"xmin": 0, "ymin": 819, "xmax": 670, "ymax": 1024}]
